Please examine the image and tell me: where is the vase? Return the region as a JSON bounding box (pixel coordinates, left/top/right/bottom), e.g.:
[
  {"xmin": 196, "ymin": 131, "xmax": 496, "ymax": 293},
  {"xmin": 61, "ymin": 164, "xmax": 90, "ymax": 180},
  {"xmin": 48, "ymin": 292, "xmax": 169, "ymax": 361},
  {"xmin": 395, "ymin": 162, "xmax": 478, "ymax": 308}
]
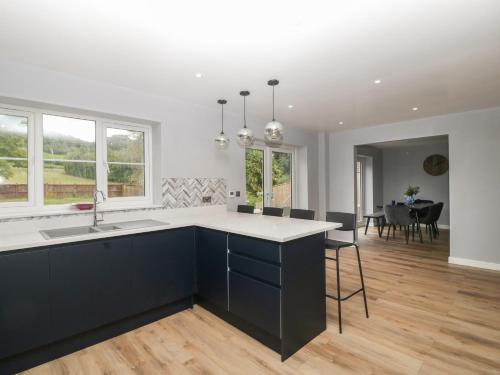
[{"xmin": 406, "ymin": 195, "xmax": 414, "ymax": 207}]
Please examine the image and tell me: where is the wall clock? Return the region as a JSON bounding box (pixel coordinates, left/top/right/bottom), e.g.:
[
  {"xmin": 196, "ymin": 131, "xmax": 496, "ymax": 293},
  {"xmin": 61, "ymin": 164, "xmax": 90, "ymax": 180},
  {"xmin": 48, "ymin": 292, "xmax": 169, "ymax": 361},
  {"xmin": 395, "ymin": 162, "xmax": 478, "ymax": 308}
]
[{"xmin": 423, "ymin": 154, "xmax": 448, "ymax": 176}]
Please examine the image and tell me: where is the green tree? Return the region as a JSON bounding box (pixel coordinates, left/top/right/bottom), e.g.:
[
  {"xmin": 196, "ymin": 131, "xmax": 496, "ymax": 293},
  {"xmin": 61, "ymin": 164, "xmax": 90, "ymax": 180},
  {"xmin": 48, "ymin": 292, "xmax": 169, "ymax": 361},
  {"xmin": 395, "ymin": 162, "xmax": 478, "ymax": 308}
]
[{"xmin": 0, "ymin": 132, "xmax": 27, "ymax": 179}]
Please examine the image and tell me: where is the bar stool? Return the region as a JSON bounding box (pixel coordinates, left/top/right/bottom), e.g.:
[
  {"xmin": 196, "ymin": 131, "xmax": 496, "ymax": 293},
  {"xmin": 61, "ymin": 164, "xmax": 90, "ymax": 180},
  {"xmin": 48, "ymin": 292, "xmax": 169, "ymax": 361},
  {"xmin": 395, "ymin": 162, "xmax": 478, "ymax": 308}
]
[
  {"xmin": 289, "ymin": 208, "xmax": 315, "ymax": 220},
  {"xmin": 325, "ymin": 212, "xmax": 369, "ymax": 333},
  {"xmin": 237, "ymin": 205, "xmax": 255, "ymax": 214},
  {"xmin": 262, "ymin": 207, "xmax": 284, "ymax": 217}
]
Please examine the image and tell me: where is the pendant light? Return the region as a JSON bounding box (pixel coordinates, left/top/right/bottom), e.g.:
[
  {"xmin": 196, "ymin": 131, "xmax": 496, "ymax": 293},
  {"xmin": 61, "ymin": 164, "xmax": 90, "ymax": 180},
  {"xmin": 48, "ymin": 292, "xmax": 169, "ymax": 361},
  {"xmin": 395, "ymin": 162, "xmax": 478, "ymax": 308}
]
[
  {"xmin": 236, "ymin": 90, "xmax": 255, "ymax": 147},
  {"xmin": 264, "ymin": 79, "xmax": 284, "ymax": 146},
  {"xmin": 214, "ymin": 99, "xmax": 230, "ymax": 149}
]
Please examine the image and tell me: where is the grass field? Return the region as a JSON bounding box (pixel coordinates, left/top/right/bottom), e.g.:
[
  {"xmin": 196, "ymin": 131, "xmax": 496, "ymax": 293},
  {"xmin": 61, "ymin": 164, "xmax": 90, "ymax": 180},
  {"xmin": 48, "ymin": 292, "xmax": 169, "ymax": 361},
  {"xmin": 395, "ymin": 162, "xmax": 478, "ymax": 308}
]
[{"xmin": 5, "ymin": 166, "xmax": 95, "ymax": 185}]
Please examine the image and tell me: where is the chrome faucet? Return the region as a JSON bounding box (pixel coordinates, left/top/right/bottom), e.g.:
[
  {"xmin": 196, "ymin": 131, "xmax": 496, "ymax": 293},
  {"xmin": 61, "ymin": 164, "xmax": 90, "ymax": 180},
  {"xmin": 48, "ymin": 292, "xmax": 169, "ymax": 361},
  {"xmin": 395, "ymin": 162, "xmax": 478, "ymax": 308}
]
[{"xmin": 93, "ymin": 190, "xmax": 106, "ymax": 227}]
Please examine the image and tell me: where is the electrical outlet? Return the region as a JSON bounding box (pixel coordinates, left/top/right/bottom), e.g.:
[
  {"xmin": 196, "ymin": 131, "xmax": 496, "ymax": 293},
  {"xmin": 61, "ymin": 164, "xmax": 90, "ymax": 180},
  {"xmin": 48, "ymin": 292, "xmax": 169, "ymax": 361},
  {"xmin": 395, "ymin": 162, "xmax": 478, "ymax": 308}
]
[
  {"xmin": 235, "ymin": 191, "xmax": 240, "ymax": 197},
  {"xmin": 202, "ymin": 196, "xmax": 212, "ymax": 203},
  {"xmin": 228, "ymin": 191, "xmax": 236, "ymax": 198}
]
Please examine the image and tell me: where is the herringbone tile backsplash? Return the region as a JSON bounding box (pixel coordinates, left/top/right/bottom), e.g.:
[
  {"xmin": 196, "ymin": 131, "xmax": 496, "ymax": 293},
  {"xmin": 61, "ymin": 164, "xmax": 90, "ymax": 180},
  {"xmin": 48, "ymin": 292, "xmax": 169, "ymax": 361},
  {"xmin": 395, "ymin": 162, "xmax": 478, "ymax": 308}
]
[{"xmin": 161, "ymin": 178, "xmax": 227, "ymax": 209}]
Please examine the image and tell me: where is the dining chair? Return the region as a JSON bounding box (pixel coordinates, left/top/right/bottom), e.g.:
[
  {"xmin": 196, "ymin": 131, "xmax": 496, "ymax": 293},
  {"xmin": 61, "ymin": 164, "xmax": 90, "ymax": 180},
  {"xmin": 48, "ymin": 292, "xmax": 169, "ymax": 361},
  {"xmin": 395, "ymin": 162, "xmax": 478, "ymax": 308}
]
[
  {"xmin": 237, "ymin": 205, "xmax": 255, "ymax": 214},
  {"xmin": 289, "ymin": 209, "xmax": 315, "ymax": 220},
  {"xmin": 418, "ymin": 204, "xmax": 442, "ymax": 242},
  {"xmin": 384, "ymin": 205, "xmax": 416, "ymax": 244},
  {"xmin": 325, "ymin": 212, "xmax": 369, "ymax": 333},
  {"xmin": 262, "ymin": 207, "xmax": 284, "ymax": 217}
]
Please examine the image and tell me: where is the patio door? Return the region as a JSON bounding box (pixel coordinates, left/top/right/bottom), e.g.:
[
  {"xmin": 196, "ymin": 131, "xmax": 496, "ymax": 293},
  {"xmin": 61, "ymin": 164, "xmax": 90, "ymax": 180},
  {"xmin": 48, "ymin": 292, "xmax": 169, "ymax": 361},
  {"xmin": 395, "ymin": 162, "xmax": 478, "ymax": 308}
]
[
  {"xmin": 356, "ymin": 158, "xmax": 364, "ymax": 223},
  {"xmin": 245, "ymin": 145, "xmax": 295, "ymax": 213}
]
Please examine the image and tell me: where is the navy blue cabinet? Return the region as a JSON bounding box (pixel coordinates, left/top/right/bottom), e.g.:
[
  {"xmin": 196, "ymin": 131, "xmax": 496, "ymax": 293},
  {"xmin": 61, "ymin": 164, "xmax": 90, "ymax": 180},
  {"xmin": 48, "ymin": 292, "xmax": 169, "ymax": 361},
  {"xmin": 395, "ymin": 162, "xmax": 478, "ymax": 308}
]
[
  {"xmin": 0, "ymin": 249, "xmax": 51, "ymax": 359},
  {"xmin": 50, "ymin": 237, "xmax": 134, "ymax": 341},
  {"xmin": 196, "ymin": 228, "xmax": 228, "ymax": 309},
  {"xmin": 131, "ymin": 228, "xmax": 195, "ymax": 314}
]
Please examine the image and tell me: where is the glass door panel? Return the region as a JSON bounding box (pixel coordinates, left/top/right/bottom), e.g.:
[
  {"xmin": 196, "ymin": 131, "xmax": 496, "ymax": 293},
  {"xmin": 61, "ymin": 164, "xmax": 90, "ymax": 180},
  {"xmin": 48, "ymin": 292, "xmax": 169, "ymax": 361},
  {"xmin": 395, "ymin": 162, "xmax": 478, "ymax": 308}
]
[
  {"xmin": 271, "ymin": 151, "xmax": 292, "ymax": 211},
  {"xmin": 245, "ymin": 148, "xmax": 264, "ymax": 211}
]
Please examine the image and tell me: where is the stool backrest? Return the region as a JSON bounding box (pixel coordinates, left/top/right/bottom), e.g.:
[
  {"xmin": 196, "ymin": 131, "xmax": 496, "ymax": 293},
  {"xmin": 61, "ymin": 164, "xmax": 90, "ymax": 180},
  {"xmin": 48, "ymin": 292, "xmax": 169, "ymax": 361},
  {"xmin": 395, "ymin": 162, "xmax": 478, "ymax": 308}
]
[
  {"xmin": 237, "ymin": 205, "xmax": 255, "ymax": 214},
  {"xmin": 326, "ymin": 211, "xmax": 357, "ymax": 242},
  {"xmin": 262, "ymin": 207, "xmax": 284, "ymax": 217},
  {"xmin": 290, "ymin": 209, "xmax": 315, "ymax": 220}
]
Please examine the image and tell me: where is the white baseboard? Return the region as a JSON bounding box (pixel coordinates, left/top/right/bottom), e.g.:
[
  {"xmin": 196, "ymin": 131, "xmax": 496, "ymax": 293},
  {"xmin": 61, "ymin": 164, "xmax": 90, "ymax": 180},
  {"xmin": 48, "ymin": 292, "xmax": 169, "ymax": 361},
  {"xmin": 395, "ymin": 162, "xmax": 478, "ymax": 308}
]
[
  {"xmin": 438, "ymin": 224, "xmax": 450, "ymax": 229},
  {"xmin": 448, "ymin": 257, "xmax": 500, "ymax": 271}
]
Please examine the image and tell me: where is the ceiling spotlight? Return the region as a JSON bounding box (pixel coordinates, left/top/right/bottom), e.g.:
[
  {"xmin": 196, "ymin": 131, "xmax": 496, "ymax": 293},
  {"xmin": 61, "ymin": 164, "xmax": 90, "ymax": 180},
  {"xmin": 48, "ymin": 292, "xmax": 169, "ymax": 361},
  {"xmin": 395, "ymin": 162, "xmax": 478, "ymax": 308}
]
[
  {"xmin": 288, "ymin": 104, "xmax": 294, "ymax": 109},
  {"xmin": 338, "ymin": 121, "xmax": 344, "ymax": 125},
  {"xmin": 195, "ymin": 73, "xmax": 203, "ymax": 78},
  {"xmin": 412, "ymin": 107, "xmax": 419, "ymax": 111},
  {"xmin": 374, "ymin": 79, "xmax": 381, "ymax": 84}
]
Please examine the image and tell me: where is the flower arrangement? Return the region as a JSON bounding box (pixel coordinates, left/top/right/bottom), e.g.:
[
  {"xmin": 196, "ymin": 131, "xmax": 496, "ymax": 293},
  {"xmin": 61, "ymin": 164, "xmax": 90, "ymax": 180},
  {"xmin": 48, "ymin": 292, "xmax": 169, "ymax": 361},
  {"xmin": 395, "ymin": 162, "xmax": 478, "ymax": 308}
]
[
  {"xmin": 404, "ymin": 185, "xmax": 420, "ymax": 197},
  {"xmin": 404, "ymin": 185, "xmax": 420, "ymax": 206}
]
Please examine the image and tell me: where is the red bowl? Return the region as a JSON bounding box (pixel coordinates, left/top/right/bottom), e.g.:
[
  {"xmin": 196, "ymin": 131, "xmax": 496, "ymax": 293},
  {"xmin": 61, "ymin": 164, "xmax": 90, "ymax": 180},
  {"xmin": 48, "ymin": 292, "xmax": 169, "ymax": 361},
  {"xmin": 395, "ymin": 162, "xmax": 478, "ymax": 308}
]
[{"xmin": 74, "ymin": 203, "xmax": 94, "ymax": 210}]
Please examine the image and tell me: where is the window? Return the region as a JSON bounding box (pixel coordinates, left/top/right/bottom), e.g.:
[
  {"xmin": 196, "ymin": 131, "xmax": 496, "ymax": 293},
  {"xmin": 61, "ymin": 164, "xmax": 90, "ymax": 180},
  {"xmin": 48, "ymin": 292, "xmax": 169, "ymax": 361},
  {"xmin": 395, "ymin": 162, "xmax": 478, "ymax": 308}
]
[
  {"xmin": 245, "ymin": 144, "xmax": 296, "ymax": 212},
  {"xmin": 0, "ymin": 110, "xmax": 33, "ymax": 205},
  {"xmin": 43, "ymin": 115, "xmax": 96, "ymax": 205},
  {"xmin": 0, "ymin": 104, "xmax": 152, "ymax": 211},
  {"xmin": 105, "ymin": 126, "xmax": 146, "ymax": 198}
]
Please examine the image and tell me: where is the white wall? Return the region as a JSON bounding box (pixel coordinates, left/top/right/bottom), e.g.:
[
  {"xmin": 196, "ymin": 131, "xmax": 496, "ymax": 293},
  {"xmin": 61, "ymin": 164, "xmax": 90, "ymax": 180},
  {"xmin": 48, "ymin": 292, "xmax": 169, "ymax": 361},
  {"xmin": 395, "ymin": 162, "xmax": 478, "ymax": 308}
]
[
  {"xmin": 0, "ymin": 60, "xmax": 320, "ymax": 213},
  {"xmin": 328, "ymin": 107, "xmax": 500, "ymax": 267},
  {"xmin": 382, "ymin": 142, "xmax": 450, "ymax": 226}
]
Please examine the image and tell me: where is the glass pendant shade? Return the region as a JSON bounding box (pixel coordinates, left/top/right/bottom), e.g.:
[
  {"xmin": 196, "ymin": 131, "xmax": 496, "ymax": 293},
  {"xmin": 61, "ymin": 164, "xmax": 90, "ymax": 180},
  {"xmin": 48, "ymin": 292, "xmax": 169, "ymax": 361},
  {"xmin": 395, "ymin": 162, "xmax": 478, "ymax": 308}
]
[
  {"xmin": 237, "ymin": 127, "xmax": 254, "ymax": 147},
  {"xmin": 237, "ymin": 90, "xmax": 255, "ymax": 147},
  {"xmin": 215, "ymin": 98, "xmax": 229, "ymax": 150},
  {"xmin": 264, "ymin": 120, "xmax": 284, "ymax": 144},
  {"xmin": 215, "ymin": 132, "xmax": 230, "ymax": 149},
  {"xmin": 264, "ymin": 79, "xmax": 284, "ymax": 146}
]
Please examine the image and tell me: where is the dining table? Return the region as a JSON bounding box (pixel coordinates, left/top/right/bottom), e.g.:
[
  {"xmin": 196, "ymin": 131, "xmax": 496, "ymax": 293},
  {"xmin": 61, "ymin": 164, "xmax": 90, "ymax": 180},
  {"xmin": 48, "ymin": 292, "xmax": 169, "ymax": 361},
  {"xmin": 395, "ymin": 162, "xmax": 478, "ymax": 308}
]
[{"xmin": 365, "ymin": 203, "xmax": 433, "ymax": 242}]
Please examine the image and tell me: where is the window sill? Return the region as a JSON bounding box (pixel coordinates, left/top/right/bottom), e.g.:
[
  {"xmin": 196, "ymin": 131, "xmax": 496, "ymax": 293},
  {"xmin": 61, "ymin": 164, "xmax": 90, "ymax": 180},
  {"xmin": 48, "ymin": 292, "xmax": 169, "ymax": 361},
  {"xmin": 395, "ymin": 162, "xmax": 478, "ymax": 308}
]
[{"xmin": 0, "ymin": 204, "xmax": 164, "ymax": 221}]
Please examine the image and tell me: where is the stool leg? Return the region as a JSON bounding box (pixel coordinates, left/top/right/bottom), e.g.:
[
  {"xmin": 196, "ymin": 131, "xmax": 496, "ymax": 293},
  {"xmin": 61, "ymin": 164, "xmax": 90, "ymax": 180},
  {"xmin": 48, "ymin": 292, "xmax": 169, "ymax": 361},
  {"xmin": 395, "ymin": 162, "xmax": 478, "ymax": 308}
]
[
  {"xmin": 364, "ymin": 217, "xmax": 370, "ymax": 235},
  {"xmin": 336, "ymin": 248, "xmax": 342, "ymax": 334},
  {"xmin": 355, "ymin": 245, "xmax": 369, "ymax": 319}
]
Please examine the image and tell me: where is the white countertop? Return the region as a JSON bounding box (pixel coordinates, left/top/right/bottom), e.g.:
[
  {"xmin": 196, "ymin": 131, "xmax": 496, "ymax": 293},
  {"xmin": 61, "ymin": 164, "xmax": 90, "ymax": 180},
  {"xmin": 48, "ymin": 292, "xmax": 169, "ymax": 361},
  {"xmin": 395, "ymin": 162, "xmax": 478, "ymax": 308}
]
[{"xmin": 0, "ymin": 207, "xmax": 340, "ymax": 253}]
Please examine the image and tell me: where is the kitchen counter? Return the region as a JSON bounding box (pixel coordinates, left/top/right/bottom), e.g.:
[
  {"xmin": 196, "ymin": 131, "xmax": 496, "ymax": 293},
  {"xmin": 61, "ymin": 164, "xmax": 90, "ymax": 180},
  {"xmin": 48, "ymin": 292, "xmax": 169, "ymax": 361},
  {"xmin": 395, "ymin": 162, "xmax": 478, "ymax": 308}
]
[{"xmin": 0, "ymin": 206, "xmax": 340, "ymax": 253}]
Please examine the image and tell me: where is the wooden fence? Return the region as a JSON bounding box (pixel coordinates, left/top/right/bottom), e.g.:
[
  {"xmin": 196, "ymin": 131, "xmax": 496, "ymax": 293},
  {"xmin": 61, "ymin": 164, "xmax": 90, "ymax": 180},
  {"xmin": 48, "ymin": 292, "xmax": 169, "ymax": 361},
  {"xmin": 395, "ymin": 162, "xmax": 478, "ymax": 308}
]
[
  {"xmin": 0, "ymin": 184, "xmax": 143, "ymax": 200},
  {"xmin": 271, "ymin": 182, "xmax": 292, "ymax": 208}
]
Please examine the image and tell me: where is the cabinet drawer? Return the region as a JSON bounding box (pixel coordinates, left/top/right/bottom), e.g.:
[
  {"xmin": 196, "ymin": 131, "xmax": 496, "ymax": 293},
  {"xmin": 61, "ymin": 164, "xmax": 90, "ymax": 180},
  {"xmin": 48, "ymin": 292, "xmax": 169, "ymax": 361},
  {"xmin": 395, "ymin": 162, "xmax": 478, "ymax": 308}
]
[
  {"xmin": 229, "ymin": 271, "xmax": 281, "ymax": 338},
  {"xmin": 229, "ymin": 253, "xmax": 281, "ymax": 287},
  {"xmin": 228, "ymin": 234, "xmax": 280, "ymax": 264}
]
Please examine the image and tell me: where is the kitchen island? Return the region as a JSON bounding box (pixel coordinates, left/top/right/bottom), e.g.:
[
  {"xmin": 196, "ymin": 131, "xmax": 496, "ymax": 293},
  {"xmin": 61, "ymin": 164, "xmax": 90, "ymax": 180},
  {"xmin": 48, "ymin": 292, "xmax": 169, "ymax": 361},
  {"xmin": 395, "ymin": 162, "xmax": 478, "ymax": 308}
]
[{"xmin": 0, "ymin": 207, "xmax": 339, "ymax": 373}]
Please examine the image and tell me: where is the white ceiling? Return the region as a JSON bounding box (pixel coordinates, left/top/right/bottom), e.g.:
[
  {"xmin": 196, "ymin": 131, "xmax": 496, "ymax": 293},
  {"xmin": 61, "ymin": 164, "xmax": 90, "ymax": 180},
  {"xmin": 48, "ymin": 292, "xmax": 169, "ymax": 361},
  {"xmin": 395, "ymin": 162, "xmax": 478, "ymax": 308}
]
[{"xmin": 1, "ymin": 0, "xmax": 500, "ymax": 131}]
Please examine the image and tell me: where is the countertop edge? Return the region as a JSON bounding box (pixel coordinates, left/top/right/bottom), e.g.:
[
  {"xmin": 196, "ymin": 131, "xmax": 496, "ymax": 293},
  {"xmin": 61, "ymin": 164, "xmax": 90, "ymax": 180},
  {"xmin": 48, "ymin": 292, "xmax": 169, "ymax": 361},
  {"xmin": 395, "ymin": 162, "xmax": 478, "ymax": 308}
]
[{"xmin": 0, "ymin": 221, "xmax": 340, "ymax": 253}]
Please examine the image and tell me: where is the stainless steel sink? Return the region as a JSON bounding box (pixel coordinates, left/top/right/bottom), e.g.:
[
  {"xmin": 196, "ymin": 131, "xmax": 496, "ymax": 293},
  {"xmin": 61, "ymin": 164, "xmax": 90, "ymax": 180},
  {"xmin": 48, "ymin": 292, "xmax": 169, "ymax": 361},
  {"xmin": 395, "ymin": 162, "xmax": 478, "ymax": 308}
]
[{"xmin": 40, "ymin": 219, "xmax": 169, "ymax": 239}]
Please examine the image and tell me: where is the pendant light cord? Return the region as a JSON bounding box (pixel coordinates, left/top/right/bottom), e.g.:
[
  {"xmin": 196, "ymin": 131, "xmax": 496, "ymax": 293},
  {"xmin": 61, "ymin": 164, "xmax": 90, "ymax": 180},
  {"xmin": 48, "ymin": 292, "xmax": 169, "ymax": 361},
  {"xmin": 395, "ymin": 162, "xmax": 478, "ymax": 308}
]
[
  {"xmin": 221, "ymin": 103, "xmax": 224, "ymax": 134},
  {"xmin": 272, "ymin": 85, "xmax": 275, "ymax": 121},
  {"xmin": 243, "ymin": 95, "xmax": 247, "ymax": 128}
]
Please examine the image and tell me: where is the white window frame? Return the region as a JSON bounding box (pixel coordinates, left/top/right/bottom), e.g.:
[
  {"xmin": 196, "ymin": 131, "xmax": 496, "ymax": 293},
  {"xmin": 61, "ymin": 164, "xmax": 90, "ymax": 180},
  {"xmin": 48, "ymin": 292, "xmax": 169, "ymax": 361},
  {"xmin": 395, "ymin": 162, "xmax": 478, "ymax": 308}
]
[
  {"xmin": 101, "ymin": 121, "xmax": 152, "ymax": 207},
  {"xmin": 0, "ymin": 103, "xmax": 153, "ymax": 213},
  {"xmin": 245, "ymin": 141, "xmax": 297, "ymax": 209}
]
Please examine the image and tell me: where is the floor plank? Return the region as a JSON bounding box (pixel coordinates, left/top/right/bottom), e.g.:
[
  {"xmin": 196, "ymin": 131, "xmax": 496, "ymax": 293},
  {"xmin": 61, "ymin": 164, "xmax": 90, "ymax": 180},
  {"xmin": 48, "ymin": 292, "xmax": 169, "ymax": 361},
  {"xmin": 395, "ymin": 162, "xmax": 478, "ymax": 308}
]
[{"xmin": 23, "ymin": 228, "xmax": 500, "ymax": 375}]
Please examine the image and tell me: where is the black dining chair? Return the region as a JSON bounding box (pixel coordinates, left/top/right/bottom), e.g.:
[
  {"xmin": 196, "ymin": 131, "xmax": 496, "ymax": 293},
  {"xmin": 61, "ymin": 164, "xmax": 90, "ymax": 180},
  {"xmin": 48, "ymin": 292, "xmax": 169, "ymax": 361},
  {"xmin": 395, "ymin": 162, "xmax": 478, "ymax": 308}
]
[
  {"xmin": 432, "ymin": 202, "xmax": 444, "ymax": 237},
  {"xmin": 414, "ymin": 199, "xmax": 434, "ymax": 204},
  {"xmin": 289, "ymin": 209, "xmax": 315, "ymax": 220},
  {"xmin": 237, "ymin": 204, "xmax": 255, "ymax": 214},
  {"xmin": 325, "ymin": 212, "xmax": 369, "ymax": 333},
  {"xmin": 417, "ymin": 203, "xmax": 442, "ymax": 242},
  {"xmin": 384, "ymin": 205, "xmax": 416, "ymax": 244},
  {"xmin": 262, "ymin": 207, "xmax": 284, "ymax": 217}
]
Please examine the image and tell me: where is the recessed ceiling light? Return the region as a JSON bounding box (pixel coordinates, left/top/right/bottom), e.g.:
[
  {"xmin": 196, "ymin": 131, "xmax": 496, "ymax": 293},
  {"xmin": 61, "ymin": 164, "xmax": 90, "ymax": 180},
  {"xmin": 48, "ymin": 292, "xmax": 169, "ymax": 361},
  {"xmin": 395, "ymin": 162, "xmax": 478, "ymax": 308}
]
[
  {"xmin": 374, "ymin": 79, "xmax": 381, "ymax": 84},
  {"xmin": 288, "ymin": 104, "xmax": 294, "ymax": 109},
  {"xmin": 338, "ymin": 121, "xmax": 343, "ymax": 125},
  {"xmin": 412, "ymin": 107, "xmax": 419, "ymax": 111},
  {"xmin": 195, "ymin": 73, "xmax": 203, "ymax": 78}
]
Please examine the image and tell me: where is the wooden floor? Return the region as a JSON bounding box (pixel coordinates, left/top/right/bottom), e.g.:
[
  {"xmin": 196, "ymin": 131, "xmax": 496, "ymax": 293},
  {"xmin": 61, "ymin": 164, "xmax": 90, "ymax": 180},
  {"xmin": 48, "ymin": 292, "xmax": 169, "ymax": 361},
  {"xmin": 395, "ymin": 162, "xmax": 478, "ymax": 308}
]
[{"xmin": 24, "ymin": 228, "xmax": 500, "ymax": 375}]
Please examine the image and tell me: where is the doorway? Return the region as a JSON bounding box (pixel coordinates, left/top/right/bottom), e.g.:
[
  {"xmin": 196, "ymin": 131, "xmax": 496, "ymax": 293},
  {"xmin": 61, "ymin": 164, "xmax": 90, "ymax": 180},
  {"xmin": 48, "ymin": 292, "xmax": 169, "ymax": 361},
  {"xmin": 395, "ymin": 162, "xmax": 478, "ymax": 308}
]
[{"xmin": 245, "ymin": 144, "xmax": 295, "ymax": 213}]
